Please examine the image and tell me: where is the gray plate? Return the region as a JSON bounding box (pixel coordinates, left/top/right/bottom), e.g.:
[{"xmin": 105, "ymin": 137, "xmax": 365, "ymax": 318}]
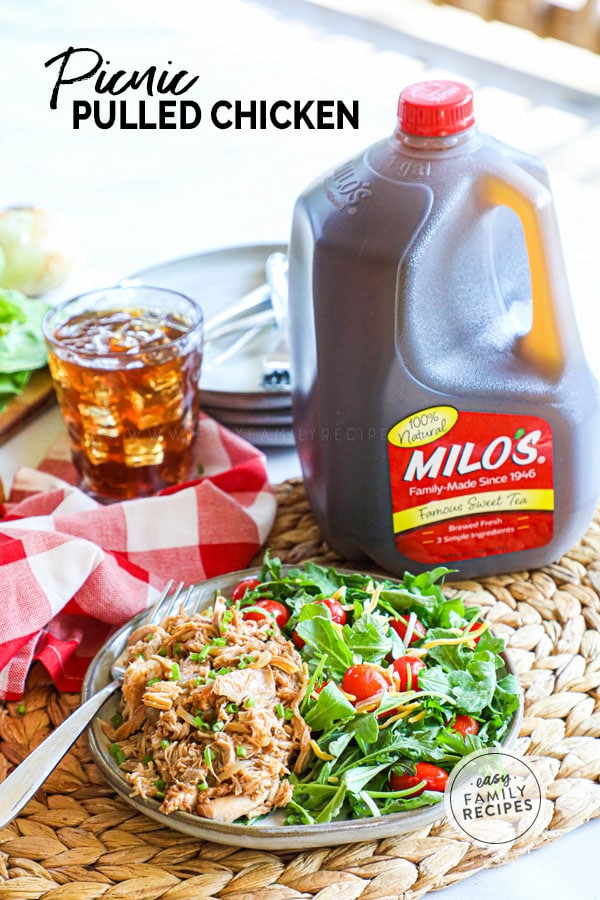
[
  {"xmin": 202, "ymin": 405, "xmax": 293, "ymax": 428},
  {"xmin": 83, "ymin": 567, "xmax": 523, "ymax": 850},
  {"xmin": 130, "ymin": 243, "xmax": 291, "ymax": 411}
]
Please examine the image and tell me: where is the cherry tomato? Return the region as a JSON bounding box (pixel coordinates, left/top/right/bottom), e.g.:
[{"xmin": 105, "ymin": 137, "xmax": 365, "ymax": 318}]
[
  {"xmin": 390, "ymin": 656, "xmax": 426, "ymax": 692},
  {"xmin": 452, "ymin": 715, "xmax": 480, "ymax": 737},
  {"xmin": 231, "ymin": 576, "xmax": 262, "ymax": 601},
  {"xmin": 465, "ymin": 620, "xmax": 482, "ymax": 645},
  {"xmin": 292, "ymin": 630, "xmax": 305, "ymax": 650},
  {"xmin": 244, "ymin": 599, "xmax": 290, "ymax": 629},
  {"xmin": 341, "ymin": 663, "xmax": 389, "ymax": 702},
  {"xmin": 389, "ymin": 762, "xmax": 449, "ymax": 796},
  {"xmin": 390, "ymin": 616, "xmax": 426, "ymax": 645},
  {"xmin": 317, "ymin": 597, "xmax": 347, "ymax": 625}
]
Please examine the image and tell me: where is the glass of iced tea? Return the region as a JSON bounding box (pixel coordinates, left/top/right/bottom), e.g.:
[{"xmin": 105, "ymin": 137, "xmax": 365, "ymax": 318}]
[{"xmin": 43, "ymin": 285, "xmax": 203, "ymax": 501}]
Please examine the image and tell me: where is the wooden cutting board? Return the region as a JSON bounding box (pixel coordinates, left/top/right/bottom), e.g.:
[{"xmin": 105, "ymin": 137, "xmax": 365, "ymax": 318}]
[{"xmin": 0, "ymin": 368, "xmax": 56, "ymax": 446}]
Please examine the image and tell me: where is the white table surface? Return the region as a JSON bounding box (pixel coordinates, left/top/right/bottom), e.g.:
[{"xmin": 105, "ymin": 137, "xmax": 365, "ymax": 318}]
[{"xmin": 1, "ymin": 1, "xmax": 599, "ymax": 896}]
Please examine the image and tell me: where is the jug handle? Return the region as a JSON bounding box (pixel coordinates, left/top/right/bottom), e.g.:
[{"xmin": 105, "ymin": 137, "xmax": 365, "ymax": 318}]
[{"xmin": 481, "ymin": 169, "xmax": 566, "ymax": 377}]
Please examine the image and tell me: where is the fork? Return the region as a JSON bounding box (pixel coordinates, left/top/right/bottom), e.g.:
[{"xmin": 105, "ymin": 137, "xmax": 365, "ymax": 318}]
[
  {"xmin": 261, "ymin": 252, "xmax": 290, "ymax": 389},
  {"xmin": 0, "ymin": 579, "xmax": 188, "ymax": 829}
]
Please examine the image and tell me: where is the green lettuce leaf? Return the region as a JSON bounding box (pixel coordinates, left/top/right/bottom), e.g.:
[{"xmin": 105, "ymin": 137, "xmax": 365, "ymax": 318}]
[{"xmin": 0, "ymin": 289, "xmax": 51, "ymax": 411}]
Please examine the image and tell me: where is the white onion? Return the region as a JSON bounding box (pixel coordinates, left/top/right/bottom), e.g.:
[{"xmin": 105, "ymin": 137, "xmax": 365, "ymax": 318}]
[{"xmin": 0, "ymin": 206, "xmax": 76, "ymax": 296}]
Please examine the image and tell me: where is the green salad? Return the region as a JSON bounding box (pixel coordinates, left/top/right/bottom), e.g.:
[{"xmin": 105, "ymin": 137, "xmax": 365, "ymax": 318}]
[
  {"xmin": 0, "ymin": 288, "xmax": 51, "ymax": 411},
  {"xmin": 235, "ymin": 555, "xmax": 521, "ymax": 824}
]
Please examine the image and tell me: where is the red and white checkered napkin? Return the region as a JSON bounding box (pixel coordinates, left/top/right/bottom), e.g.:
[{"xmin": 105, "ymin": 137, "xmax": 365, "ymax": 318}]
[{"xmin": 0, "ymin": 415, "xmax": 277, "ymax": 700}]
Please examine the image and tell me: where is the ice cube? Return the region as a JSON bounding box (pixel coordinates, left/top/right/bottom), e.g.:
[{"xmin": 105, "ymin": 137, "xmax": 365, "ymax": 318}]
[
  {"xmin": 77, "ymin": 403, "xmax": 120, "ymax": 437},
  {"xmin": 83, "ymin": 433, "xmax": 112, "ymax": 464},
  {"xmin": 123, "ymin": 435, "xmax": 165, "ymax": 467}
]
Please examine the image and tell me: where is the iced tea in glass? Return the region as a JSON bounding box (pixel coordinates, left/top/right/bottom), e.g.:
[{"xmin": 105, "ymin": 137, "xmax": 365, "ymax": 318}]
[{"xmin": 43, "ymin": 285, "xmax": 203, "ymax": 501}]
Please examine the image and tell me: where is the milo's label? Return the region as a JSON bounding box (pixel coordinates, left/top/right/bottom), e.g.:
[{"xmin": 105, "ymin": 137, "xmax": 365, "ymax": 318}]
[{"xmin": 387, "ymin": 407, "xmax": 554, "ymax": 563}]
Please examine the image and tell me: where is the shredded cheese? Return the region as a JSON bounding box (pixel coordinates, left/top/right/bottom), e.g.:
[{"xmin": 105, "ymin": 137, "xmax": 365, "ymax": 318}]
[
  {"xmin": 379, "ymin": 702, "xmax": 421, "ymax": 729},
  {"xmin": 310, "ymin": 739, "xmax": 335, "ymax": 761},
  {"xmin": 364, "ymin": 583, "xmax": 383, "ymax": 615},
  {"xmin": 422, "ymin": 622, "xmax": 488, "ymax": 650}
]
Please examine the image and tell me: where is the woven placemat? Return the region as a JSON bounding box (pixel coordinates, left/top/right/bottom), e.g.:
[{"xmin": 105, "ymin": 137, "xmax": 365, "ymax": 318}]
[{"xmin": 1, "ymin": 478, "xmax": 600, "ymax": 900}]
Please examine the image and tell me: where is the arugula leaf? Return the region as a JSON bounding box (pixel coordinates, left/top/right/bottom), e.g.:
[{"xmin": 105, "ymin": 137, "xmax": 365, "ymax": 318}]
[
  {"xmin": 378, "ymin": 567, "xmax": 455, "ymax": 624},
  {"xmin": 295, "ymin": 607, "xmax": 354, "ymax": 676},
  {"xmin": 315, "ymin": 781, "xmax": 346, "ymax": 823},
  {"xmin": 379, "ymin": 791, "xmax": 443, "ymax": 814},
  {"xmin": 425, "ymin": 632, "xmax": 473, "ymax": 672},
  {"xmin": 475, "ymin": 629, "xmax": 508, "ymax": 657},
  {"xmin": 344, "ymin": 763, "xmax": 391, "ymax": 793},
  {"xmin": 284, "ymin": 799, "xmax": 315, "ymax": 825},
  {"xmin": 327, "ymin": 730, "xmax": 355, "ymax": 759},
  {"xmin": 342, "ymin": 612, "xmax": 392, "ymax": 663},
  {"xmin": 435, "ymin": 597, "xmax": 466, "ymax": 628},
  {"xmin": 437, "ymin": 730, "xmax": 486, "ymax": 757},
  {"xmin": 447, "ymin": 654, "xmax": 497, "ymax": 714},
  {"xmin": 303, "ymin": 681, "xmax": 355, "ymax": 731},
  {"xmin": 418, "ymin": 664, "xmax": 451, "ymax": 696},
  {"xmin": 287, "ymin": 561, "xmax": 342, "ymax": 596},
  {"xmin": 492, "ymin": 673, "xmax": 521, "ymax": 718}
]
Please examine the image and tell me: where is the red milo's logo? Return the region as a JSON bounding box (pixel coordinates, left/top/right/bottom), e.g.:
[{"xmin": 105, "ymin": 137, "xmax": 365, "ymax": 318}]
[{"xmin": 387, "ymin": 407, "xmax": 554, "ymax": 564}]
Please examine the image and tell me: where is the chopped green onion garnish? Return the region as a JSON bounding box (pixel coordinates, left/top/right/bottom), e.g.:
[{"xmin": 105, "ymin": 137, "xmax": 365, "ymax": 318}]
[
  {"xmin": 158, "ymin": 647, "xmax": 167, "ymax": 657},
  {"xmin": 198, "ymin": 782, "xmax": 209, "ymax": 791},
  {"xmin": 147, "ymin": 677, "xmax": 160, "ymax": 687},
  {"xmin": 212, "ymin": 721, "xmax": 225, "ymax": 732},
  {"xmin": 109, "ymin": 743, "xmax": 126, "ymax": 765},
  {"xmin": 236, "ymin": 745, "xmax": 247, "ymax": 758},
  {"xmin": 170, "ymin": 662, "xmax": 180, "ymax": 681},
  {"xmin": 17, "ymin": 704, "xmax": 26, "ymax": 715},
  {"xmin": 111, "ymin": 713, "xmax": 123, "ymax": 728},
  {"xmin": 275, "ymin": 703, "xmax": 284, "ymax": 718},
  {"xmin": 226, "ymin": 702, "xmax": 238, "ymax": 714},
  {"xmin": 204, "ymin": 747, "xmax": 214, "ymax": 767},
  {"xmin": 284, "ymin": 708, "xmax": 294, "ymax": 720},
  {"xmin": 212, "ymin": 637, "xmax": 226, "ymax": 646},
  {"xmin": 155, "ymin": 778, "xmax": 166, "ymax": 791},
  {"xmin": 174, "ymin": 642, "xmax": 181, "ymax": 654},
  {"xmin": 160, "ymin": 739, "xmax": 170, "ymax": 749},
  {"xmin": 244, "ymin": 698, "xmax": 256, "ymax": 708},
  {"xmin": 142, "ymin": 754, "xmax": 153, "ymax": 764}
]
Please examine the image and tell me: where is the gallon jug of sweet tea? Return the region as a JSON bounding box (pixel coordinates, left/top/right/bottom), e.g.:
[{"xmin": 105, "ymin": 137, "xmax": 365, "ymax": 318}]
[{"xmin": 288, "ymin": 80, "xmax": 600, "ymax": 579}]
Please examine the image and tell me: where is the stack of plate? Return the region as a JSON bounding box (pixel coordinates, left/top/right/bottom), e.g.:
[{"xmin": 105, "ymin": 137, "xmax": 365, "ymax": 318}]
[{"xmin": 131, "ymin": 243, "xmax": 294, "ymax": 447}]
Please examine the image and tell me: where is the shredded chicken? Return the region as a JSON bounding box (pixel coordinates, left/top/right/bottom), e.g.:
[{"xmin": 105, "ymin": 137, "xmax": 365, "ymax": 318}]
[{"xmin": 105, "ymin": 593, "xmax": 310, "ymax": 824}]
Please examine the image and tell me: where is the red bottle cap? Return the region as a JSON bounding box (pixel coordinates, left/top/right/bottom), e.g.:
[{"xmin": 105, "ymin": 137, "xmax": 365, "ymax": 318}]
[{"xmin": 398, "ymin": 81, "xmax": 475, "ymax": 137}]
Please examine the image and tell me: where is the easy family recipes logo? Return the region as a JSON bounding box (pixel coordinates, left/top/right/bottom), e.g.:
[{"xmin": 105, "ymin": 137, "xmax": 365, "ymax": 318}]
[{"xmin": 44, "ymin": 47, "xmax": 360, "ymax": 131}]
